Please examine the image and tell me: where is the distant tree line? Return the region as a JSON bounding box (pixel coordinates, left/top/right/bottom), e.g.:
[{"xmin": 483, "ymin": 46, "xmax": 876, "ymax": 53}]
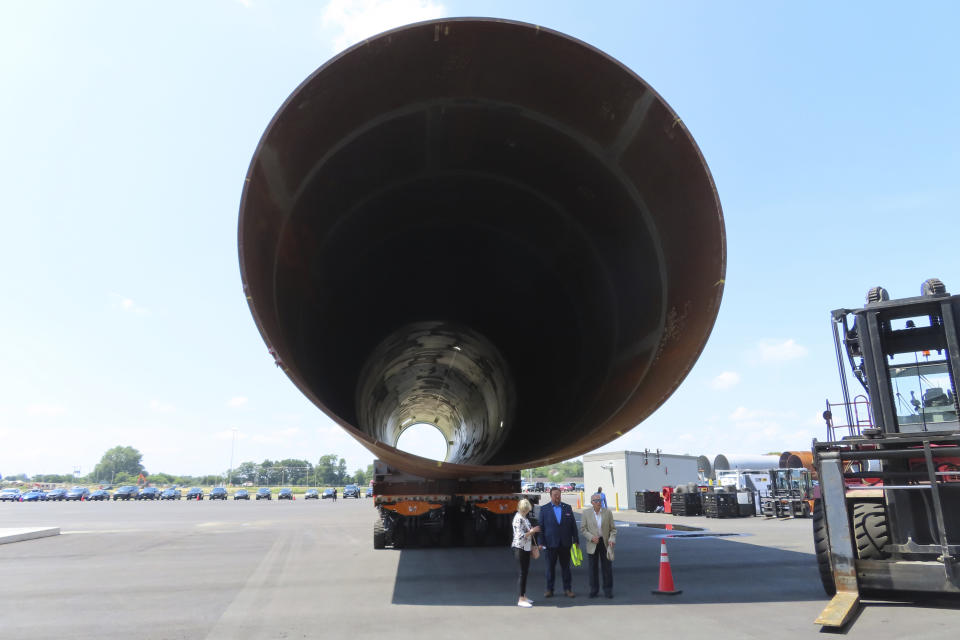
[
  {"xmin": 229, "ymin": 455, "xmax": 373, "ymax": 486},
  {"xmin": 8, "ymin": 446, "xmax": 374, "ymax": 488},
  {"xmin": 523, "ymin": 459, "xmax": 583, "ymax": 481}
]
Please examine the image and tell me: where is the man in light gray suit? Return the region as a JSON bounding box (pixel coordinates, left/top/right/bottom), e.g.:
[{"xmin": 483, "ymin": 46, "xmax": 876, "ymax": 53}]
[{"xmin": 579, "ymin": 492, "xmax": 617, "ymax": 598}]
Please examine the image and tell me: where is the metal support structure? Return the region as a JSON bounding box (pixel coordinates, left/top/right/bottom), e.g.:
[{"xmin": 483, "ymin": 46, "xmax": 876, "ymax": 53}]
[{"xmin": 922, "ymin": 441, "xmax": 955, "ymax": 578}]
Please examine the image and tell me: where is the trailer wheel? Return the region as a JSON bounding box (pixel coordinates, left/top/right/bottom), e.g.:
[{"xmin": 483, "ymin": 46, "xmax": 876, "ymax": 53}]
[
  {"xmin": 853, "ymin": 502, "xmax": 890, "ymax": 559},
  {"xmin": 462, "ymin": 517, "xmax": 477, "ymax": 547},
  {"xmin": 439, "ymin": 521, "xmax": 454, "ymax": 547},
  {"xmin": 812, "ymin": 499, "xmax": 836, "ymax": 596},
  {"xmin": 373, "ymin": 518, "xmax": 386, "ymax": 549}
]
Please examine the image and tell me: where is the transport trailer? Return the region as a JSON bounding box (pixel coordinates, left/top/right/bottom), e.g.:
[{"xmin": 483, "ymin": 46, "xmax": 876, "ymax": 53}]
[
  {"xmin": 813, "ymin": 279, "xmax": 960, "ymax": 629},
  {"xmin": 371, "ymin": 460, "xmax": 539, "ymax": 548}
]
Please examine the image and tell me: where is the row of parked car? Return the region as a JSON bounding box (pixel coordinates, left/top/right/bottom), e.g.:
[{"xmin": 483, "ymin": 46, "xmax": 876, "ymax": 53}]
[
  {"xmin": 0, "ymin": 484, "xmax": 373, "ymax": 502},
  {"xmin": 522, "ymin": 482, "xmax": 585, "ymax": 493}
]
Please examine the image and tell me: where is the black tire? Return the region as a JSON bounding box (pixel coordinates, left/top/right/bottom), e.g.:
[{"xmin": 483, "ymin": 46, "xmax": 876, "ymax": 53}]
[
  {"xmin": 921, "ymin": 277, "xmax": 946, "ymax": 296},
  {"xmin": 853, "ymin": 502, "xmax": 890, "ymax": 560},
  {"xmin": 462, "ymin": 517, "xmax": 478, "ymax": 547},
  {"xmin": 373, "ymin": 518, "xmax": 386, "ymax": 549},
  {"xmin": 866, "ymin": 286, "xmax": 889, "ymax": 304},
  {"xmin": 812, "ymin": 499, "xmax": 836, "ymax": 596}
]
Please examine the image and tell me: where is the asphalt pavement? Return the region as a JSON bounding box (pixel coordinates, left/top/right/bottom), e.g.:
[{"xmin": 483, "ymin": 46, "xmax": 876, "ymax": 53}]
[{"xmin": 0, "ymin": 495, "xmax": 956, "ymax": 639}]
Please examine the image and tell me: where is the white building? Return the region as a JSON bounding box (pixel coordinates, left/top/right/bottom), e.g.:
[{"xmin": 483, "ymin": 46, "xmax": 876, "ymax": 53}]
[{"xmin": 583, "ymin": 450, "xmax": 700, "ymax": 511}]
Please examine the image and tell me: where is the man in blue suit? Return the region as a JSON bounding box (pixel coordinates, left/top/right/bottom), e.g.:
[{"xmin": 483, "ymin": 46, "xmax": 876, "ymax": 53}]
[{"xmin": 538, "ymin": 486, "xmax": 579, "ymax": 597}]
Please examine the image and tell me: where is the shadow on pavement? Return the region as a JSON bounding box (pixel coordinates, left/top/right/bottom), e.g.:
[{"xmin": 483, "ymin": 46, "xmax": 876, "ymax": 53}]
[{"xmin": 390, "ymin": 522, "xmax": 828, "ymax": 606}]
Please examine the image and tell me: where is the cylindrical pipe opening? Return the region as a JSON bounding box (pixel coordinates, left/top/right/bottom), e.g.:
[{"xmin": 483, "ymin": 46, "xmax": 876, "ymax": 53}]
[{"xmin": 238, "ymin": 18, "xmax": 725, "ymax": 477}]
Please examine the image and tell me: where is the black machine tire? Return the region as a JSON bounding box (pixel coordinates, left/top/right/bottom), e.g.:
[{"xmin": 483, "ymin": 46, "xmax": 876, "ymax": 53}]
[
  {"xmin": 853, "ymin": 502, "xmax": 890, "ymax": 560},
  {"xmin": 373, "ymin": 518, "xmax": 386, "ymax": 549},
  {"xmin": 439, "ymin": 521, "xmax": 454, "ymax": 547},
  {"xmin": 462, "ymin": 517, "xmax": 478, "ymax": 547},
  {"xmin": 812, "ymin": 499, "xmax": 836, "ymax": 597},
  {"xmin": 866, "ymin": 286, "xmax": 889, "ymax": 304},
  {"xmin": 921, "ymin": 277, "xmax": 946, "ymax": 296}
]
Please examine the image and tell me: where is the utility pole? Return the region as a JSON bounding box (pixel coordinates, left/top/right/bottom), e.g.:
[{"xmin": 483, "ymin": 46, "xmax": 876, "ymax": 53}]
[{"xmin": 228, "ymin": 427, "xmax": 238, "ymax": 486}]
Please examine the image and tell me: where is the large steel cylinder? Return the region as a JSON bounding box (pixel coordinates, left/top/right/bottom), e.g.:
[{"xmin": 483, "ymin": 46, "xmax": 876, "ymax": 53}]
[
  {"xmin": 238, "ymin": 18, "xmax": 725, "ymax": 478},
  {"xmin": 779, "ymin": 451, "xmax": 814, "ymax": 470},
  {"xmin": 713, "ymin": 454, "xmax": 781, "ymax": 472}
]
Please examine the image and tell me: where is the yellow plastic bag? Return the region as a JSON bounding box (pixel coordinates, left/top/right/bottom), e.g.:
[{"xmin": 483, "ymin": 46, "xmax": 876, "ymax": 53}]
[{"xmin": 570, "ymin": 543, "xmax": 583, "ymax": 567}]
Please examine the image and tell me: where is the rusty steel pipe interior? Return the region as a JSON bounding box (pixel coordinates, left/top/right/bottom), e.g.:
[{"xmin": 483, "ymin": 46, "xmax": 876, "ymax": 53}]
[{"xmin": 238, "ymin": 18, "xmax": 725, "ymax": 478}]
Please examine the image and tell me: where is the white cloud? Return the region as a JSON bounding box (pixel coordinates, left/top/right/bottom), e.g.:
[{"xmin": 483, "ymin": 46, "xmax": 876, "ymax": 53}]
[
  {"xmin": 27, "ymin": 404, "xmax": 66, "ymax": 417},
  {"xmin": 110, "ymin": 293, "xmax": 148, "ymax": 315},
  {"xmin": 149, "ymin": 399, "xmax": 175, "ymax": 413},
  {"xmin": 227, "ymin": 396, "xmax": 248, "ymax": 408},
  {"xmin": 321, "ymin": 0, "xmax": 447, "ymax": 52},
  {"xmin": 234, "ymin": 0, "xmax": 253, "ymax": 7},
  {"xmin": 755, "ymin": 338, "xmax": 808, "ymax": 362},
  {"xmin": 710, "ymin": 371, "xmax": 741, "ymax": 390}
]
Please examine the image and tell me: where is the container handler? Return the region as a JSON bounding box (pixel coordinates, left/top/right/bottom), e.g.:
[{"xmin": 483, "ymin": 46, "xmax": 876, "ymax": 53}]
[{"xmin": 813, "ymin": 279, "xmax": 960, "ymax": 628}]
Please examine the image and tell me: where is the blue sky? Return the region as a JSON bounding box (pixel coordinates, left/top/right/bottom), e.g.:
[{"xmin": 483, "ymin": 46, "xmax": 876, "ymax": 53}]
[{"xmin": 1, "ymin": 1, "xmax": 958, "ymax": 478}]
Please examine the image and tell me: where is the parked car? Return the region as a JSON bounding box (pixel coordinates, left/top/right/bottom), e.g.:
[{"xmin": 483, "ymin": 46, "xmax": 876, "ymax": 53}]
[
  {"xmin": 278, "ymin": 488, "xmax": 294, "ymax": 500},
  {"xmin": 365, "ymin": 486, "xmax": 373, "ymax": 498},
  {"xmin": 44, "ymin": 488, "xmax": 67, "ymax": 501},
  {"xmin": 0, "ymin": 488, "xmax": 22, "ymax": 502},
  {"xmin": 209, "ymin": 487, "xmax": 228, "ymax": 500},
  {"xmin": 65, "ymin": 486, "xmax": 90, "ymax": 501},
  {"xmin": 575, "ymin": 484, "xmax": 585, "ymax": 492},
  {"xmin": 160, "ymin": 488, "xmax": 181, "ymax": 500},
  {"xmin": 321, "ymin": 488, "xmax": 335, "ymax": 499},
  {"xmin": 304, "ymin": 489, "xmax": 319, "ymax": 500},
  {"xmin": 113, "ymin": 485, "xmax": 139, "ymax": 501},
  {"xmin": 20, "ymin": 489, "xmax": 46, "ymax": 502},
  {"xmin": 523, "ymin": 483, "xmax": 536, "ymax": 492},
  {"xmin": 560, "ymin": 483, "xmax": 575, "ymax": 492},
  {"xmin": 342, "ymin": 484, "xmax": 361, "ymax": 499},
  {"xmin": 138, "ymin": 487, "xmax": 161, "ymax": 500},
  {"xmin": 88, "ymin": 489, "xmax": 111, "ymax": 501},
  {"xmin": 256, "ymin": 488, "xmax": 272, "ymax": 500},
  {"xmin": 185, "ymin": 487, "xmax": 204, "ymax": 500},
  {"xmin": 234, "ymin": 489, "xmax": 250, "ymax": 500}
]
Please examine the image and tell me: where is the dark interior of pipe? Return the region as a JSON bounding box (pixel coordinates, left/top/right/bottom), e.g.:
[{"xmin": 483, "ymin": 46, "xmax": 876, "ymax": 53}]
[{"xmin": 278, "ymin": 104, "xmax": 662, "ymax": 465}]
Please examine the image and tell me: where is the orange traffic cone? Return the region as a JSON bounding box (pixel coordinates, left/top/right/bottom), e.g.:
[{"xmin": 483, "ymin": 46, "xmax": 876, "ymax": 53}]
[{"xmin": 651, "ymin": 539, "xmax": 682, "ymax": 595}]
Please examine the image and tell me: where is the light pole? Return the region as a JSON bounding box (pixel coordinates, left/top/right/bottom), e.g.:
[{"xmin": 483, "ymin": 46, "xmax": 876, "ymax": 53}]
[{"xmin": 228, "ymin": 428, "xmax": 238, "ymax": 486}]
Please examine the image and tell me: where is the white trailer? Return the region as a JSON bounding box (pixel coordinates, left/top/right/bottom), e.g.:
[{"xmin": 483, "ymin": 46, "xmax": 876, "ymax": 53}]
[{"xmin": 584, "ymin": 450, "xmax": 699, "ymax": 510}]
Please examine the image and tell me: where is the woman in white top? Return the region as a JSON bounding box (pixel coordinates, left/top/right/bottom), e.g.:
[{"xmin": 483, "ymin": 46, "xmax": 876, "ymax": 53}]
[{"xmin": 511, "ymin": 498, "xmax": 541, "ymax": 607}]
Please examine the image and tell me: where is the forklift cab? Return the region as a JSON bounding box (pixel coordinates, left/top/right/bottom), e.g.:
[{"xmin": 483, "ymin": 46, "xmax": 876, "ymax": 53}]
[
  {"xmin": 832, "ymin": 279, "xmax": 960, "ymax": 435},
  {"xmin": 770, "ymin": 468, "xmax": 814, "ymax": 500}
]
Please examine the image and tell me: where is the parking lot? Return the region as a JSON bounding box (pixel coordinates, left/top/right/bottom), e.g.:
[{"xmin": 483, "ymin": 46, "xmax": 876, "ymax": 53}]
[{"xmin": 0, "ymin": 496, "xmax": 957, "ymax": 639}]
